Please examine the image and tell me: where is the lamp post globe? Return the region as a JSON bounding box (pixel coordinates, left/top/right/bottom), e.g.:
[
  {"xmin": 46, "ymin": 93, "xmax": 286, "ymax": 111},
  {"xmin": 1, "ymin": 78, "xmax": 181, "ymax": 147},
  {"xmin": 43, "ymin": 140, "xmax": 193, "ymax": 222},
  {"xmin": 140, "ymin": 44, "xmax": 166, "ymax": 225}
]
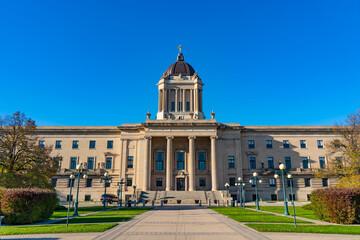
[
  {"xmin": 279, "ymin": 164, "xmax": 286, "ymax": 170},
  {"xmin": 253, "ymin": 172, "xmax": 258, "ymax": 177},
  {"xmin": 238, "ymin": 177, "xmax": 242, "ymax": 181}
]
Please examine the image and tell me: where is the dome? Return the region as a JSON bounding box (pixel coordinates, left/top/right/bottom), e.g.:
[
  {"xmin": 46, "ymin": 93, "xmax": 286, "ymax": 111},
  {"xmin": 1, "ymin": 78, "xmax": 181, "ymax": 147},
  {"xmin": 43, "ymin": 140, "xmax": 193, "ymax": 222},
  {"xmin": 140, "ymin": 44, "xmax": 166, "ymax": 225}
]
[{"xmin": 165, "ymin": 52, "xmax": 195, "ymax": 76}]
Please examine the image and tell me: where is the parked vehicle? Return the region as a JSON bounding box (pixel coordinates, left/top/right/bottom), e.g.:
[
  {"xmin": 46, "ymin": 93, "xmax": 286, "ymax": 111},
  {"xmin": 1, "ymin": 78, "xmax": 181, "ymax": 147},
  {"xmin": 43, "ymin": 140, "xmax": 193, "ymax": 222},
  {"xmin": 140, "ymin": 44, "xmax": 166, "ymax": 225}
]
[{"xmin": 100, "ymin": 194, "xmax": 118, "ymax": 204}]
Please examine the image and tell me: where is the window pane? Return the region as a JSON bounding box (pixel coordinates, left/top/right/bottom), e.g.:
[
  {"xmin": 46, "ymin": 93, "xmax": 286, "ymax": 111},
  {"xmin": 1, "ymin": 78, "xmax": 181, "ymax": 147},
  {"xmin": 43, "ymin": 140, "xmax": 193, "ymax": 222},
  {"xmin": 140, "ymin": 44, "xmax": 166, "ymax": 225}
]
[
  {"xmin": 228, "ymin": 156, "xmax": 235, "ymax": 168},
  {"xmin": 127, "ymin": 178, "xmax": 132, "ymax": 186},
  {"xmin": 156, "ymin": 178, "xmax": 162, "ymax": 187},
  {"xmin": 319, "ymin": 157, "xmax": 325, "ymax": 168},
  {"xmin": 198, "ymin": 152, "xmax": 206, "ymax": 170},
  {"xmin": 302, "ymin": 157, "xmax": 308, "ymax": 169},
  {"xmin": 300, "ymin": 140, "xmax": 306, "ymax": 148},
  {"xmin": 107, "ymin": 140, "xmax": 113, "ymax": 149},
  {"xmin": 177, "ymin": 152, "xmax": 185, "ymax": 170},
  {"xmin": 268, "ymin": 157, "xmax": 274, "ymax": 169},
  {"xmin": 317, "ymin": 140, "xmax": 323, "ymax": 148},
  {"xmin": 55, "ymin": 140, "xmax": 62, "ymax": 149},
  {"xmin": 229, "ymin": 177, "xmax": 235, "ymax": 186},
  {"xmin": 72, "ymin": 141, "xmax": 79, "ymax": 149},
  {"xmin": 248, "ymin": 140, "xmax": 255, "ymax": 149},
  {"xmin": 89, "ymin": 140, "xmax": 96, "ymax": 149},
  {"xmin": 39, "ymin": 141, "xmax": 45, "ymax": 148},
  {"xmin": 156, "ymin": 152, "xmax": 164, "ymax": 170},
  {"xmin": 285, "ymin": 157, "xmax": 292, "ymax": 169},
  {"xmin": 186, "ymin": 102, "xmax": 190, "ymax": 112},
  {"xmin": 283, "ymin": 140, "xmax": 289, "ymax": 148},
  {"xmin": 70, "ymin": 157, "xmax": 77, "ymax": 169},
  {"xmin": 250, "ymin": 157, "xmax": 256, "ymax": 169},
  {"xmin": 127, "ymin": 156, "xmax": 133, "ymax": 169},
  {"xmin": 266, "ymin": 140, "xmax": 272, "ymax": 148},
  {"xmin": 88, "ymin": 157, "xmax": 94, "ymax": 169},
  {"xmin": 106, "ymin": 157, "xmax": 112, "ymax": 169},
  {"xmin": 199, "ymin": 177, "xmax": 206, "ymax": 187}
]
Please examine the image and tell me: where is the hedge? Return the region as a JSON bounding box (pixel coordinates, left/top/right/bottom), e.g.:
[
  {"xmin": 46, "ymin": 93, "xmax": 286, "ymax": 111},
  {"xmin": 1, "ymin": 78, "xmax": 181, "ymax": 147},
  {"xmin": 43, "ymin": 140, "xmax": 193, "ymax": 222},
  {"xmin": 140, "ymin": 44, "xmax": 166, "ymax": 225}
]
[
  {"xmin": 1, "ymin": 188, "xmax": 57, "ymax": 225},
  {"xmin": 310, "ymin": 188, "xmax": 360, "ymax": 224}
]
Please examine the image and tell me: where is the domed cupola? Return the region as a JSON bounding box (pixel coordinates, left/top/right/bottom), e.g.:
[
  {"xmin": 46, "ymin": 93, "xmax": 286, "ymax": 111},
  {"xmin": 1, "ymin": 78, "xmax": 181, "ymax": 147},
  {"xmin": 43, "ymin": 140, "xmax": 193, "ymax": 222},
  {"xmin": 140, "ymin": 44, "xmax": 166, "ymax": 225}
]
[{"xmin": 165, "ymin": 52, "xmax": 196, "ymax": 76}]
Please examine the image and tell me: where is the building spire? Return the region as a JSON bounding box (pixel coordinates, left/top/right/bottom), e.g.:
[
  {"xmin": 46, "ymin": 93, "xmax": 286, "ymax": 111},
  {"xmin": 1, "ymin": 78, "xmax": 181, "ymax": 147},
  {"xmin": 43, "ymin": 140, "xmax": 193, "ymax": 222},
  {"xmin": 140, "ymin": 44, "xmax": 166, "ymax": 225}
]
[{"xmin": 178, "ymin": 44, "xmax": 182, "ymax": 53}]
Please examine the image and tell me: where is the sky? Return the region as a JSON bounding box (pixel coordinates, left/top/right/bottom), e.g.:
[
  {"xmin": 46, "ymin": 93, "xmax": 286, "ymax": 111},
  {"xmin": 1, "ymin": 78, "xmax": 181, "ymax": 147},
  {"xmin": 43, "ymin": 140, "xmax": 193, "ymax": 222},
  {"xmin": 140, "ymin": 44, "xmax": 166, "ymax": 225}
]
[{"xmin": 0, "ymin": 1, "xmax": 359, "ymax": 126}]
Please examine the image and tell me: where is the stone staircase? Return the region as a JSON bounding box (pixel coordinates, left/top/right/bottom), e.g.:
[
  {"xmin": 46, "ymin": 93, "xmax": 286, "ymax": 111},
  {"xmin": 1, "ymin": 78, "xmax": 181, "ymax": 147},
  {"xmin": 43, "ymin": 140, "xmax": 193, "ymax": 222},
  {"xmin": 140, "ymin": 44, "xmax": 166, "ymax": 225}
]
[{"xmin": 138, "ymin": 190, "xmax": 223, "ymax": 205}]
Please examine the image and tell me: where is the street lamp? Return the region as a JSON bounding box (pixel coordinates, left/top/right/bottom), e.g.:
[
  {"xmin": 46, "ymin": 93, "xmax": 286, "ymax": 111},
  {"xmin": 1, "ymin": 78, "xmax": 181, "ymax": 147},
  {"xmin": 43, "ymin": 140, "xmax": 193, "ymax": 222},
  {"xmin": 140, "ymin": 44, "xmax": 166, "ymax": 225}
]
[
  {"xmin": 274, "ymin": 163, "xmax": 290, "ymax": 216},
  {"xmin": 249, "ymin": 172, "xmax": 262, "ymax": 210},
  {"xmin": 287, "ymin": 174, "xmax": 297, "ymax": 227},
  {"xmin": 66, "ymin": 174, "xmax": 75, "ymax": 227},
  {"xmin": 117, "ymin": 177, "xmax": 125, "ymax": 211},
  {"xmin": 225, "ymin": 183, "xmax": 230, "ymax": 198},
  {"xmin": 73, "ymin": 163, "xmax": 88, "ymax": 217},
  {"xmin": 132, "ymin": 184, "xmax": 137, "ymax": 198},
  {"xmin": 235, "ymin": 177, "xmax": 245, "ymax": 207},
  {"xmin": 100, "ymin": 172, "xmax": 112, "ymax": 210}
]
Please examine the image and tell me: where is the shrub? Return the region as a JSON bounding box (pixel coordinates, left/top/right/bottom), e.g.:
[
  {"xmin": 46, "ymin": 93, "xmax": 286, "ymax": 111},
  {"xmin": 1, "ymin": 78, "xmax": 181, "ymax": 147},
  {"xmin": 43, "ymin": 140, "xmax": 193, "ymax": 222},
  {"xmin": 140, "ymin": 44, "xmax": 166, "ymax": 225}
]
[
  {"xmin": 310, "ymin": 188, "xmax": 360, "ymax": 224},
  {"xmin": 301, "ymin": 203, "xmax": 313, "ymax": 210},
  {"xmin": 1, "ymin": 188, "xmax": 58, "ymax": 224}
]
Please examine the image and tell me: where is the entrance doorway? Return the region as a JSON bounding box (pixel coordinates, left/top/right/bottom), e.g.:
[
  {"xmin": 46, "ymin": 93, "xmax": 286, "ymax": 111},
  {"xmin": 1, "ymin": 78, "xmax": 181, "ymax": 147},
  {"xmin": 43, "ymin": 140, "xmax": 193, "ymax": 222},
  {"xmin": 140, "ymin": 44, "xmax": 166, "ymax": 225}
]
[{"xmin": 177, "ymin": 178, "xmax": 185, "ymax": 191}]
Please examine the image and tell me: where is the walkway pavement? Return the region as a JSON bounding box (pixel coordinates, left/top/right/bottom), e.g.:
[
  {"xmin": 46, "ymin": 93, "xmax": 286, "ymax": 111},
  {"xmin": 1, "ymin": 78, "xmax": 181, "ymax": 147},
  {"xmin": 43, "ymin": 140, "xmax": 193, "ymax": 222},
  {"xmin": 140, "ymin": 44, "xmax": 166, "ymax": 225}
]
[{"xmin": 1, "ymin": 206, "xmax": 359, "ymax": 240}]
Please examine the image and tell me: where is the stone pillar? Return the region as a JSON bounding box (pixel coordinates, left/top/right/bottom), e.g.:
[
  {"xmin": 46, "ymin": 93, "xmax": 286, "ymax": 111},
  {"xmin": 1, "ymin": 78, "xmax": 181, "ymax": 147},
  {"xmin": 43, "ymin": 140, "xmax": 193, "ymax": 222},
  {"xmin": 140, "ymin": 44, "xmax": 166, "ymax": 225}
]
[
  {"xmin": 190, "ymin": 89, "xmax": 193, "ymax": 112},
  {"xmin": 163, "ymin": 89, "xmax": 166, "ymax": 112},
  {"xmin": 188, "ymin": 136, "xmax": 195, "ymax": 191},
  {"xmin": 144, "ymin": 137, "xmax": 151, "ymax": 191},
  {"xmin": 194, "ymin": 89, "xmax": 198, "ymax": 112},
  {"xmin": 158, "ymin": 90, "xmax": 162, "ymax": 112},
  {"xmin": 166, "ymin": 136, "xmax": 173, "ymax": 191},
  {"xmin": 175, "ymin": 89, "xmax": 178, "ymax": 112},
  {"xmin": 211, "ymin": 136, "xmax": 218, "ymax": 191},
  {"xmin": 182, "ymin": 89, "xmax": 186, "ymax": 112}
]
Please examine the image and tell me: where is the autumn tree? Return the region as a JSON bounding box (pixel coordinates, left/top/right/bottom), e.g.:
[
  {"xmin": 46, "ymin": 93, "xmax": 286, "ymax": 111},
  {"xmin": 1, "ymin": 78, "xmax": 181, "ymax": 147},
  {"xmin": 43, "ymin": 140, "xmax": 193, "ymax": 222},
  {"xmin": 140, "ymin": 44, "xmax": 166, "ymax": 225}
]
[
  {"xmin": 0, "ymin": 112, "xmax": 59, "ymax": 188},
  {"xmin": 315, "ymin": 109, "xmax": 360, "ymax": 188}
]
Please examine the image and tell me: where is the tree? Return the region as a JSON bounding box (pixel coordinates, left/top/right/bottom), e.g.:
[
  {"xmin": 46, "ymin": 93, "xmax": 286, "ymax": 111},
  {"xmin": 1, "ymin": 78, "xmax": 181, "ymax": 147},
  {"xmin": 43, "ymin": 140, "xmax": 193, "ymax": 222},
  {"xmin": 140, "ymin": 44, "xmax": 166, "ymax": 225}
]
[
  {"xmin": 315, "ymin": 109, "xmax": 360, "ymax": 188},
  {"xmin": 0, "ymin": 112, "xmax": 59, "ymax": 188}
]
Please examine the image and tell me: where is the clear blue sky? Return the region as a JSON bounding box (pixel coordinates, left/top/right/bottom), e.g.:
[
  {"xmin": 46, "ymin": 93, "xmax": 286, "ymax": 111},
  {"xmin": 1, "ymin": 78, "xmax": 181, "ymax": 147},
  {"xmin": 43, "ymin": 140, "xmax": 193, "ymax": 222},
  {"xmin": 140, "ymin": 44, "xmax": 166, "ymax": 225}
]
[{"xmin": 1, "ymin": 1, "xmax": 359, "ymax": 126}]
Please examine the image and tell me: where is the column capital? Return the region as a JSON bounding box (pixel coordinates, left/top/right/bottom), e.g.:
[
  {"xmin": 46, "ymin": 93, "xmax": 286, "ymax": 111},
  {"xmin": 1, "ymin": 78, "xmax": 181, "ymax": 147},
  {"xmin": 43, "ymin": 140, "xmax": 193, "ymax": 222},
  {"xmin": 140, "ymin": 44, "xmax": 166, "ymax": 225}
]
[
  {"xmin": 188, "ymin": 136, "xmax": 196, "ymax": 140},
  {"xmin": 210, "ymin": 136, "xmax": 218, "ymax": 140},
  {"xmin": 166, "ymin": 136, "xmax": 174, "ymax": 140},
  {"xmin": 144, "ymin": 136, "xmax": 152, "ymax": 140}
]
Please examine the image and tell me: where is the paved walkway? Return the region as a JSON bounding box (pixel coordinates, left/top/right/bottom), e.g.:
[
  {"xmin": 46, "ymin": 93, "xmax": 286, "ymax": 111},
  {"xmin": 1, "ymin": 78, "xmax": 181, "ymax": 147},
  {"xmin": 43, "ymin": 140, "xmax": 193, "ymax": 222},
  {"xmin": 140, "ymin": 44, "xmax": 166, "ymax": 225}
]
[{"xmin": 1, "ymin": 206, "xmax": 359, "ymax": 240}]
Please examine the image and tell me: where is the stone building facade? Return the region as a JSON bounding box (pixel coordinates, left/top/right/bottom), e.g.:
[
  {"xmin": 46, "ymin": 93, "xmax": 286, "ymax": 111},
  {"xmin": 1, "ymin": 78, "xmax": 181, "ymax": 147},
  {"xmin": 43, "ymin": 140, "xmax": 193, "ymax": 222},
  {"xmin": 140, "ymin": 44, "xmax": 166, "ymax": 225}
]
[{"xmin": 38, "ymin": 51, "xmax": 338, "ymax": 202}]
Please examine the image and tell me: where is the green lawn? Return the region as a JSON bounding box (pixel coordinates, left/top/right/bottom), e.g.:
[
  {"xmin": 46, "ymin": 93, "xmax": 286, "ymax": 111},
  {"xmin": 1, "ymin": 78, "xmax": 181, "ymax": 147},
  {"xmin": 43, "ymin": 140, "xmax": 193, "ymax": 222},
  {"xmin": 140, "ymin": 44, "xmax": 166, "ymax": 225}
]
[
  {"xmin": 0, "ymin": 223, "xmax": 117, "ymax": 236},
  {"xmin": 56, "ymin": 207, "xmax": 152, "ymax": 224},
  {"xmin": 209, "ymin": 207, "xmax": 312, "ymax": 223},
  {"xmin": 247, "ymin": 206, "xmax": 317, "ymax": 220},
  {"xmin": 50, "ymin": 206, "xmax": 114, "ymax": 219},
  {"xmin": 246, "ymin": 224, "xmax": 360, "ymax": 234}
]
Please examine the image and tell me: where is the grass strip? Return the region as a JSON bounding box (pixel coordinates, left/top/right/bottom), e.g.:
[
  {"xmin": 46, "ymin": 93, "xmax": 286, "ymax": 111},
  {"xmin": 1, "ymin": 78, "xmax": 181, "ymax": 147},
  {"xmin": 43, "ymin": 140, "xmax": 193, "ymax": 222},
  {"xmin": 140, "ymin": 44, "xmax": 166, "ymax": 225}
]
[
  {"xmin": 50, "ymin": 206, "xmax": 114, "ymax": 219},
  {"xmin": 246, "ymin": 224, "xmax": 360, "ymax": 235},
  {"xmin": 0, "ymin": 223, "xmax": 117, "ymax": 236},
  {"xmin": 210, "ymin": 207, "xmax": 312, "ymax": 223},
  {"xmin": 247, "ymin": 206, "xmax": 317, "ymax": 220}
]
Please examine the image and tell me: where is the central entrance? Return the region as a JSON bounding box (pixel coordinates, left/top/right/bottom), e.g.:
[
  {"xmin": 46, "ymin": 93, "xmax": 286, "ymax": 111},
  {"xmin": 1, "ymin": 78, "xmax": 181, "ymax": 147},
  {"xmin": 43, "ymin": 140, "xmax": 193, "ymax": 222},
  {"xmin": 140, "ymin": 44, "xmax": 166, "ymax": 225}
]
[{"xmin": 177, "ymin": 178, "xmax": 185, "ymax": 191}]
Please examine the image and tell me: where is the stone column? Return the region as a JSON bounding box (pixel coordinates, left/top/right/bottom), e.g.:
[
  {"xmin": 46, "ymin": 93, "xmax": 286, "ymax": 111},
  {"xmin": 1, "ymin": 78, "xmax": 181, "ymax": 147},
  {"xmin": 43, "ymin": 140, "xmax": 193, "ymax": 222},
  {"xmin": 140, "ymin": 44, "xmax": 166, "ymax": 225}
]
[
  {"xmin": 144, "ymin": 137, "xmax": 151, "ymax": 191},
  {"xmin": 183, "ymin": 89, "xmax": 186, "ymax": 111},
  {"xmin": 175, "ymin": 89, "xmax": 178, "ymax": 112},
  {"xmin": 190, "ymin": 89, "xmax": 193, "ymax": 112},
  {"xmin": 194, "ymin": 89, "xmax": 198, "ymax": 112},
  {"xmin": 158, "ymin": 90, "xmax": 162, "ymax": 112},
  {"xmin": 211, "ymin": 136, "xmax": 218, "ymax": 191},
  {"xmin": 166, "ymin": 136, "xmax": 173, "ymax": 191},
  {"xmin": 163, "ymin": 89, "xmax": 166, "ymax": 112},
  {"xmin": 188, "ymin": 136, "xmax": 195, "ymax": 191}
]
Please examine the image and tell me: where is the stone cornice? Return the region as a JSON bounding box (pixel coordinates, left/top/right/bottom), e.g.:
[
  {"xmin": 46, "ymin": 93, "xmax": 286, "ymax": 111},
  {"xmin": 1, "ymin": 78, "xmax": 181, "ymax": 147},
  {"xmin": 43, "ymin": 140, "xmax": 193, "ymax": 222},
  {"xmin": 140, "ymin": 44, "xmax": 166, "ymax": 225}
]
[
  {"xmin": 242, "ymin": 126, "xmax": 335, "ymax": 133},
  {"xmin": 37, "ymin": 126, "xmax": 121, "ymax": 134}
]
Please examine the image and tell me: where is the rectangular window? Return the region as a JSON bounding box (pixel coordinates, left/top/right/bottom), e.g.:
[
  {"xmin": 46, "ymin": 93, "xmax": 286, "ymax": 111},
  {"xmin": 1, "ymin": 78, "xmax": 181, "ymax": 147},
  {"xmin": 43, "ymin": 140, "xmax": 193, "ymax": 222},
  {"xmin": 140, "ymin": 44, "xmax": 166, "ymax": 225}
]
[
  {"xmin": 319, "ymin": 157, "xmax": 325, "ymax": 168},
  {"xmin": 289, "ymin": 194, "xmax": 296, "ymax": 201},
  {"xmin": 268, "ymin": 157, "xmax": 274, "ymax": 169},
  {"xmin": 322, "ymin": 178, "xmax": 328, "ymax": 187},
  {"xmin": 269, "ymin": 178, "xmax": 276, "ymax": 187},
  {"xmin": 54, "ymin": 157, "xmax": 60, "ymax": 167},
  {"xmin": 198, "ymin": 152, "xmax": 206, "ymax": 170},
  {"xmin": 228, "ymin": 156, "xmax": 235, "ymax": 168},
  {"xmin": 72, "ymin": 140, "xmax": 79, "ymax": 149},
  {"xmin": 287, "ymin": 179, "xmax": 293, "ymax": 188},
  {"xmin": 67, "ymin": 195, "xmax": 73, "ymax": 201},
  {"xmin": 250, "ymin": 157, "xmax": 256, "ymax": 169},
  {"xmin": 68, "ymin": 179, "xmax": 75, "ymax": 188},
  {"xmin": 248, "ymin": 140, "xmax": 255, "ymax": 149},
  {"xmin": 39, "ymin": 141, "xmax": 45, "ymax": 148},
  {"xmin": 85, "ymin": 195, "xmax": 91, "ymax": 201},
  {"xmin": 107, "ymin": 140, "xmax": 113, "ymax": 149},
  {"xmin": 51, "ymin": 178, "xmax": 57, "ymax": 187},
  {"xmin": 285, "ymin": 157, "xmax": 292, "ymax": 169},
  {"xmin": 106, "ymin": 157, "xmax": 112, "ymax": 169},
  {"xmin": 55, "ymin": 140, "xmax": 62, "ymax": 149},
  {"xmin": 266, "ymin": 140, "xmax": 272, "ymax": 149},
  {"xmin": 156, "ymin": 178, "xmax": 162, "ymax": 187},
  {"xmin": 304, "ymin": 178, "xmax": 310, "ymax": 187},
  {"xmin": 252, "ymin": 194, "xmax": 256, "ymax": 201},
  {"xmin": 171, "ymin": 102, "xmax": 175, "ymax": 111},
  {"xmin": 302, "ymin": 157, "xmax": 309, "ymax": 169},
  {"xmin": 317, "ymin": 140, "xmax": 323, "ymax": 148},
  {"xmin": 199, "ymin": 177, "xmax": 206, "ymax": 187},
  {"xmin": 229, "ymin": 177, "xmax": 235, "ymax": 186},
  {"xmin": 186, "ymin": 102, "xmax": 190, "ymax": 112},
  {"xmin": 126, "ymin": 177, "xmax": 132, "ymax": 187},
  {"xmin": 300, "ymin": 140, "xmax": 306, "ymax": 148},
  {"xmin": 176, "ymin": 152, "xmax": 185, "ymax": 170},
  {"xmin": 271, "ymin": 194, "xmax": 277, "ymax": 201},
  {"xmin": 86, "ymin": 179, "xmax": 92, "ymax": 187},
  {"xmin": 89, "ymin": 140, "xmax": 96, "ymax": 149},
  {"xmin": 87, "ymin": 157, "xmax": 94, "ymax": 169},
  {"xmin": 283, "ymin": 140, "xmax": 289, "ymax": 148},
  {"xmin": 178, "ymin": 102, "xmax": 183, "ymax": 111},
  {"xmin": 70, "ymin": 157, "xmax": 77, "ymax": 169},
  {"xmin": 127, "ymin": 156, "xmax": 133, "ymax": 169},
  {"xmin": 155, "ymin": 152, "xmax": 164, "ymax": 170}
]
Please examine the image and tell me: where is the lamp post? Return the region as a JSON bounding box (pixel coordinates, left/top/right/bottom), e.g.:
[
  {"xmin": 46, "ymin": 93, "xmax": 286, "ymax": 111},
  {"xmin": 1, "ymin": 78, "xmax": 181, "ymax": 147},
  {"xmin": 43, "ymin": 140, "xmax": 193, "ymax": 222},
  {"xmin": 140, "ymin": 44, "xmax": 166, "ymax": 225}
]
[
  {"xmin": 66, "ymin": 174, "xmax": 75, "ymax": 227},
  {"xmin": 132, "ymin": 184, "xmax": 137, "ymax": 198},
  {"xmin": 274, "ymin": 164, "xmax": 290, "ymax": 216},
  {"xmin": 225, "ymin": 183, "xmax": 230, "ymax": 198},
  {"xmin": 235, "ymin": 177, "xmax": 245, "ymax": 207},
  {"xmin": 287, "ymin": 174, "xmax": 297, "ymax": 227},
  {"xmin": 73, "ymin": 163, "xmax": 88, "ymax": 217},
  {"xmin": 117, "ymin": 177, "xmax": 125, "ymax": 212},
  {"xmin": 100, "ymin": 172, "xmax": 112, "ymax": 211},
  {"xmin": 249, "ymin": 172, "xmax": 262, "ymax": 210}
]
